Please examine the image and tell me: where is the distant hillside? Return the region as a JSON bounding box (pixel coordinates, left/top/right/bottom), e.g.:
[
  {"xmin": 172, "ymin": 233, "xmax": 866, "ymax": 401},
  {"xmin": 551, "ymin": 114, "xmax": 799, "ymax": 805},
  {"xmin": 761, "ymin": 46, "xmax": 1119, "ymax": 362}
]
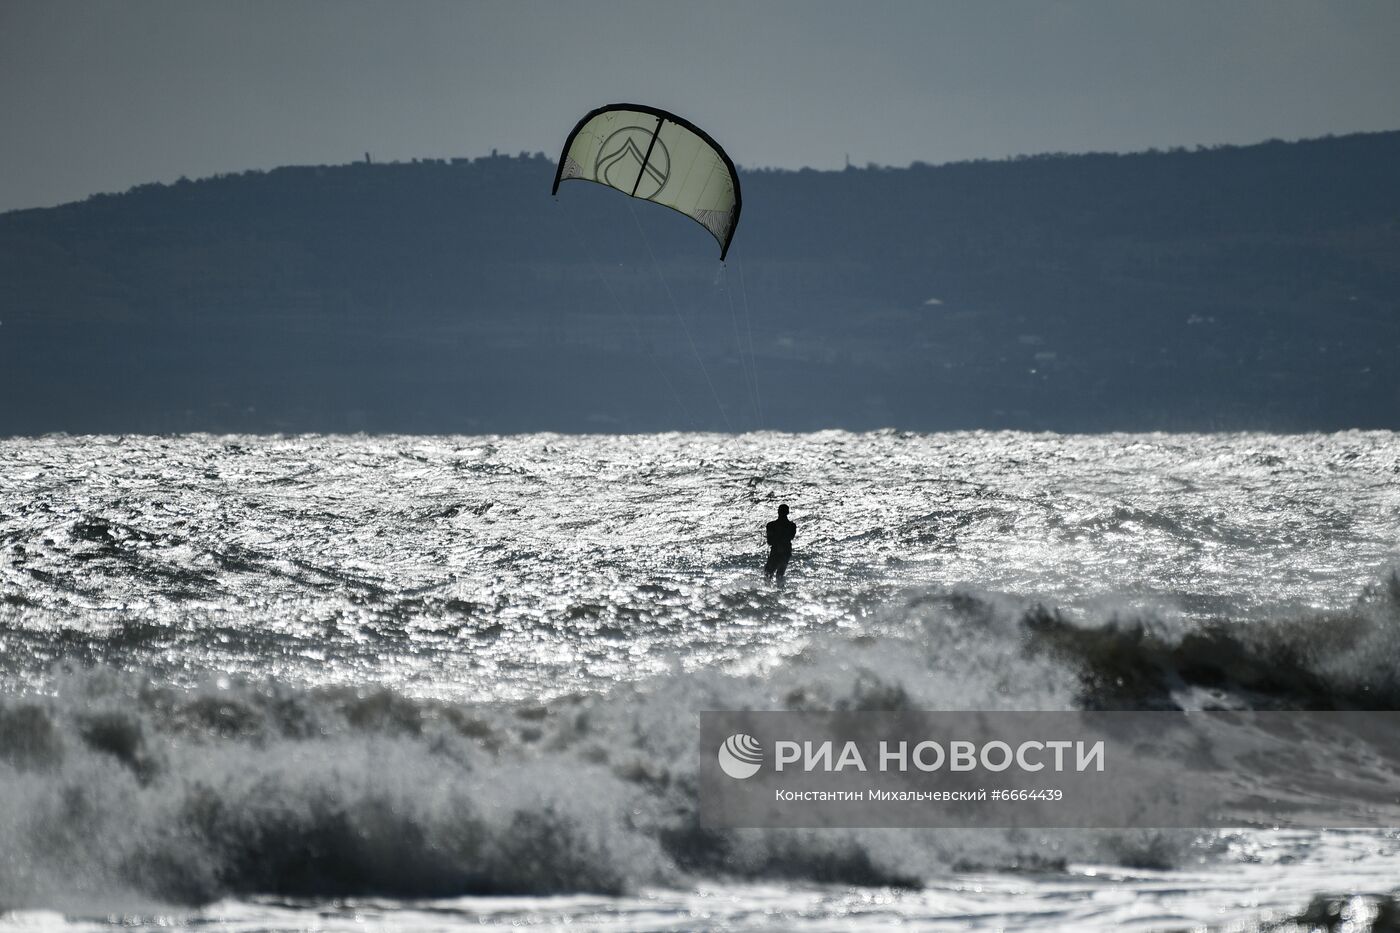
[{"xmin": 2, "ymin": 131, "xmax": 1398, "ymax": 434}]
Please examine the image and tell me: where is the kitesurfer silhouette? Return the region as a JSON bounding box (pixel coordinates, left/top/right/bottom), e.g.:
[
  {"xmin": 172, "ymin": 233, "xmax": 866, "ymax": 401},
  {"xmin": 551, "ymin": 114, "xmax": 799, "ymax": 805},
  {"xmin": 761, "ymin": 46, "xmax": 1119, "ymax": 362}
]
[{"xmin": 764, "ymin": 504, "xmax": 797, "ymax": 583}]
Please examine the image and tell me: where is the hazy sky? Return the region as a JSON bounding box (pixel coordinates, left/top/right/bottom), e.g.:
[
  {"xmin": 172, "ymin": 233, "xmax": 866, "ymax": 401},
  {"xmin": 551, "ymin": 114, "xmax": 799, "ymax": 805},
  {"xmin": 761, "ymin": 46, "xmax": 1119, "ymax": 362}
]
[{"xmin": 2, "ymin": 0, "xmax": 1397, "ymax": 213}]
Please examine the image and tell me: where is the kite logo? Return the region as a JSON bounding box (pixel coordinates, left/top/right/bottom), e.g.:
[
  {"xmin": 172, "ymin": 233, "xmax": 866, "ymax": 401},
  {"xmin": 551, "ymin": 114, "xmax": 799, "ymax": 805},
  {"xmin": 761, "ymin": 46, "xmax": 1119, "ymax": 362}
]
[
  {"xmin": 596, "ymin": 126, "xmax": 670, "ymax": 199},
  {"xmin": 718, "ymin": 733, "xmax": 763, "ymax": 780}
]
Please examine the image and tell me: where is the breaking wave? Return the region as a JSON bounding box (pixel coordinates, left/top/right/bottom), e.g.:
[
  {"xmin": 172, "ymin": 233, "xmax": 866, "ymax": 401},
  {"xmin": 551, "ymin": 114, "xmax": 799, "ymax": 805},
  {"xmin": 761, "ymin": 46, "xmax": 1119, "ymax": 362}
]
[
  {"xmin": 1023, "ymin": 570, "xmax": 1400, "ymax": 710},
  {"xmin": 5, "ymin": 570, "xmax": 1400, "ymax": 911}
]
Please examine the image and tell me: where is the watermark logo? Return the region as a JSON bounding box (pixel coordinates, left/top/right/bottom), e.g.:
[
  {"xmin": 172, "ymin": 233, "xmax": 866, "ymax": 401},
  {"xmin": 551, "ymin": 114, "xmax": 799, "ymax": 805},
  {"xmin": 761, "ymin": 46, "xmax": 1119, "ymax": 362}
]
[{"xmin": 718, "ymin": 733, "xmax": 763, "ymax": 779}]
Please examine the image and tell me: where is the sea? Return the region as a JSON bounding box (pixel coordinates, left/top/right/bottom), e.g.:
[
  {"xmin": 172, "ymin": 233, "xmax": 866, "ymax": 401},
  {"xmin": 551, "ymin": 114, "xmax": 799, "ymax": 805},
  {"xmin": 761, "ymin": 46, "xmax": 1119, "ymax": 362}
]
[{"xmin": 1, "ymin": 430, "xmax": 1399, "ymax": 931}]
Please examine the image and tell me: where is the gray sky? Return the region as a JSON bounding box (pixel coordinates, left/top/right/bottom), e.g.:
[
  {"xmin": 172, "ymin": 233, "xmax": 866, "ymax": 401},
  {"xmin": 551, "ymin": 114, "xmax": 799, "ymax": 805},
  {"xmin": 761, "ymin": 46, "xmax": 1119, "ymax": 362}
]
[{"xmin": 2, "ymin": 0, "xmax": 1397, "ymax": 213}]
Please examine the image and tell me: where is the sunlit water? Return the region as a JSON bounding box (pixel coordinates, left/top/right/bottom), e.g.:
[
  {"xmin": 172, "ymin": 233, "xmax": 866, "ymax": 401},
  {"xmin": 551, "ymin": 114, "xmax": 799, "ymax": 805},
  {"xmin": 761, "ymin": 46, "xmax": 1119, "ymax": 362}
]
[{"xmin": 1, "ymin": 431, "xmax": 1398, "ymax": 930}]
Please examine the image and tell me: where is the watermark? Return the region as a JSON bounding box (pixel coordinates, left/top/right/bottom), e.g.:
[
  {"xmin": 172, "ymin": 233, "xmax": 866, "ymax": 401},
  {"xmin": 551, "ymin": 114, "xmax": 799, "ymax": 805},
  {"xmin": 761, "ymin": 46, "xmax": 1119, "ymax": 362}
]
[
  {"xmin": 699, "ymin": 710, "xmax": 1400, "ymax": 828},
  {"xmin": 717, "ymin": 733, "xmax": 764, "ymax": 779}
]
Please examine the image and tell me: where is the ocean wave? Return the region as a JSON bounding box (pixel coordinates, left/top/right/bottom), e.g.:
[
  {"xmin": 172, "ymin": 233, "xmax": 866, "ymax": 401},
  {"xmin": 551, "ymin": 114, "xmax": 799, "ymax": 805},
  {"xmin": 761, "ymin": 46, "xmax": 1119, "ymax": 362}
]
[
  {"xmin": 0, "ymin": 608, "xmax": 1159, "ymax": 912},
  {"xmin": 3, "ymin": 566, "xmax": 1400, "ymax": 911},
  {"xmin": 1020, "ymin": 570, "xmax": 1400, "ymax": 710}
]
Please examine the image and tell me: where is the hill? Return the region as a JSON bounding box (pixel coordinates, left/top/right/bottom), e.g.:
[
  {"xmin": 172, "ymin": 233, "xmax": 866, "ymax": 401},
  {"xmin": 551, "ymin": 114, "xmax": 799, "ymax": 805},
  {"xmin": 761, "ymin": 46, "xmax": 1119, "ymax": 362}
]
[{"xmin": 2, "ymin": 132, "xmax": 1398, "ymax": 433}]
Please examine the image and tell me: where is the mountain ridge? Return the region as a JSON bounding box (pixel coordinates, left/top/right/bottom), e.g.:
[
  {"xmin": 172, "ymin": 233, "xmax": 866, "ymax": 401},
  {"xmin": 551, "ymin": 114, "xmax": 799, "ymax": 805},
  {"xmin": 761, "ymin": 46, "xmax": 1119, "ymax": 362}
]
[{"xmin": 2, "ymin": 130, "xmax": 1397, "ymax": 433}]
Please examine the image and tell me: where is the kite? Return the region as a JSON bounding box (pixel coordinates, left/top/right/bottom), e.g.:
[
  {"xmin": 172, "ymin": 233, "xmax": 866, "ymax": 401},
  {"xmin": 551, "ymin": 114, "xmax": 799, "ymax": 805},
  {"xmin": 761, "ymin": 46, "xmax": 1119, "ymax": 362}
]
[{"xmin": 553, "ymin": 103, "xmax": 742, "ymax": 260}]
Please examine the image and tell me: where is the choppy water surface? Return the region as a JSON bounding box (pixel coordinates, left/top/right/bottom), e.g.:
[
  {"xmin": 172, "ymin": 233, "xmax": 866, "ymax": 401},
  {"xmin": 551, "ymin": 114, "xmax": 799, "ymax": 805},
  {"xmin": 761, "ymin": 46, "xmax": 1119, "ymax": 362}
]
[
  {"xmin": 2, "ymin": 431, "xmax": 1399, "ymax": 930},
  {"xmin": 4, "ymin": 431, "xmax": 1396, "ymax": 699}
]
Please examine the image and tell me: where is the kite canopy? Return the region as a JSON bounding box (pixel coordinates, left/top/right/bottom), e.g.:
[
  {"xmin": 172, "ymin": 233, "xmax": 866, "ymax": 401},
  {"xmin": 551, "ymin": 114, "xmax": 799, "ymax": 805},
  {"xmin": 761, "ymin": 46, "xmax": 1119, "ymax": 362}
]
[{"xmin": 552, "ymin": 103, "xmax": 742, "ymax": 260}]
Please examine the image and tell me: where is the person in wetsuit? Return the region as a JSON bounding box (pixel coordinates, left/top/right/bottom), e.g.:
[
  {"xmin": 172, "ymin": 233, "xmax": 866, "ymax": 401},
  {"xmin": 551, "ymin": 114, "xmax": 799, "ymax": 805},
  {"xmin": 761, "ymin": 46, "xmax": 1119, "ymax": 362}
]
[{"xmin": 764, "ymin": 503, "xmax": 797, "ymax": 583}]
